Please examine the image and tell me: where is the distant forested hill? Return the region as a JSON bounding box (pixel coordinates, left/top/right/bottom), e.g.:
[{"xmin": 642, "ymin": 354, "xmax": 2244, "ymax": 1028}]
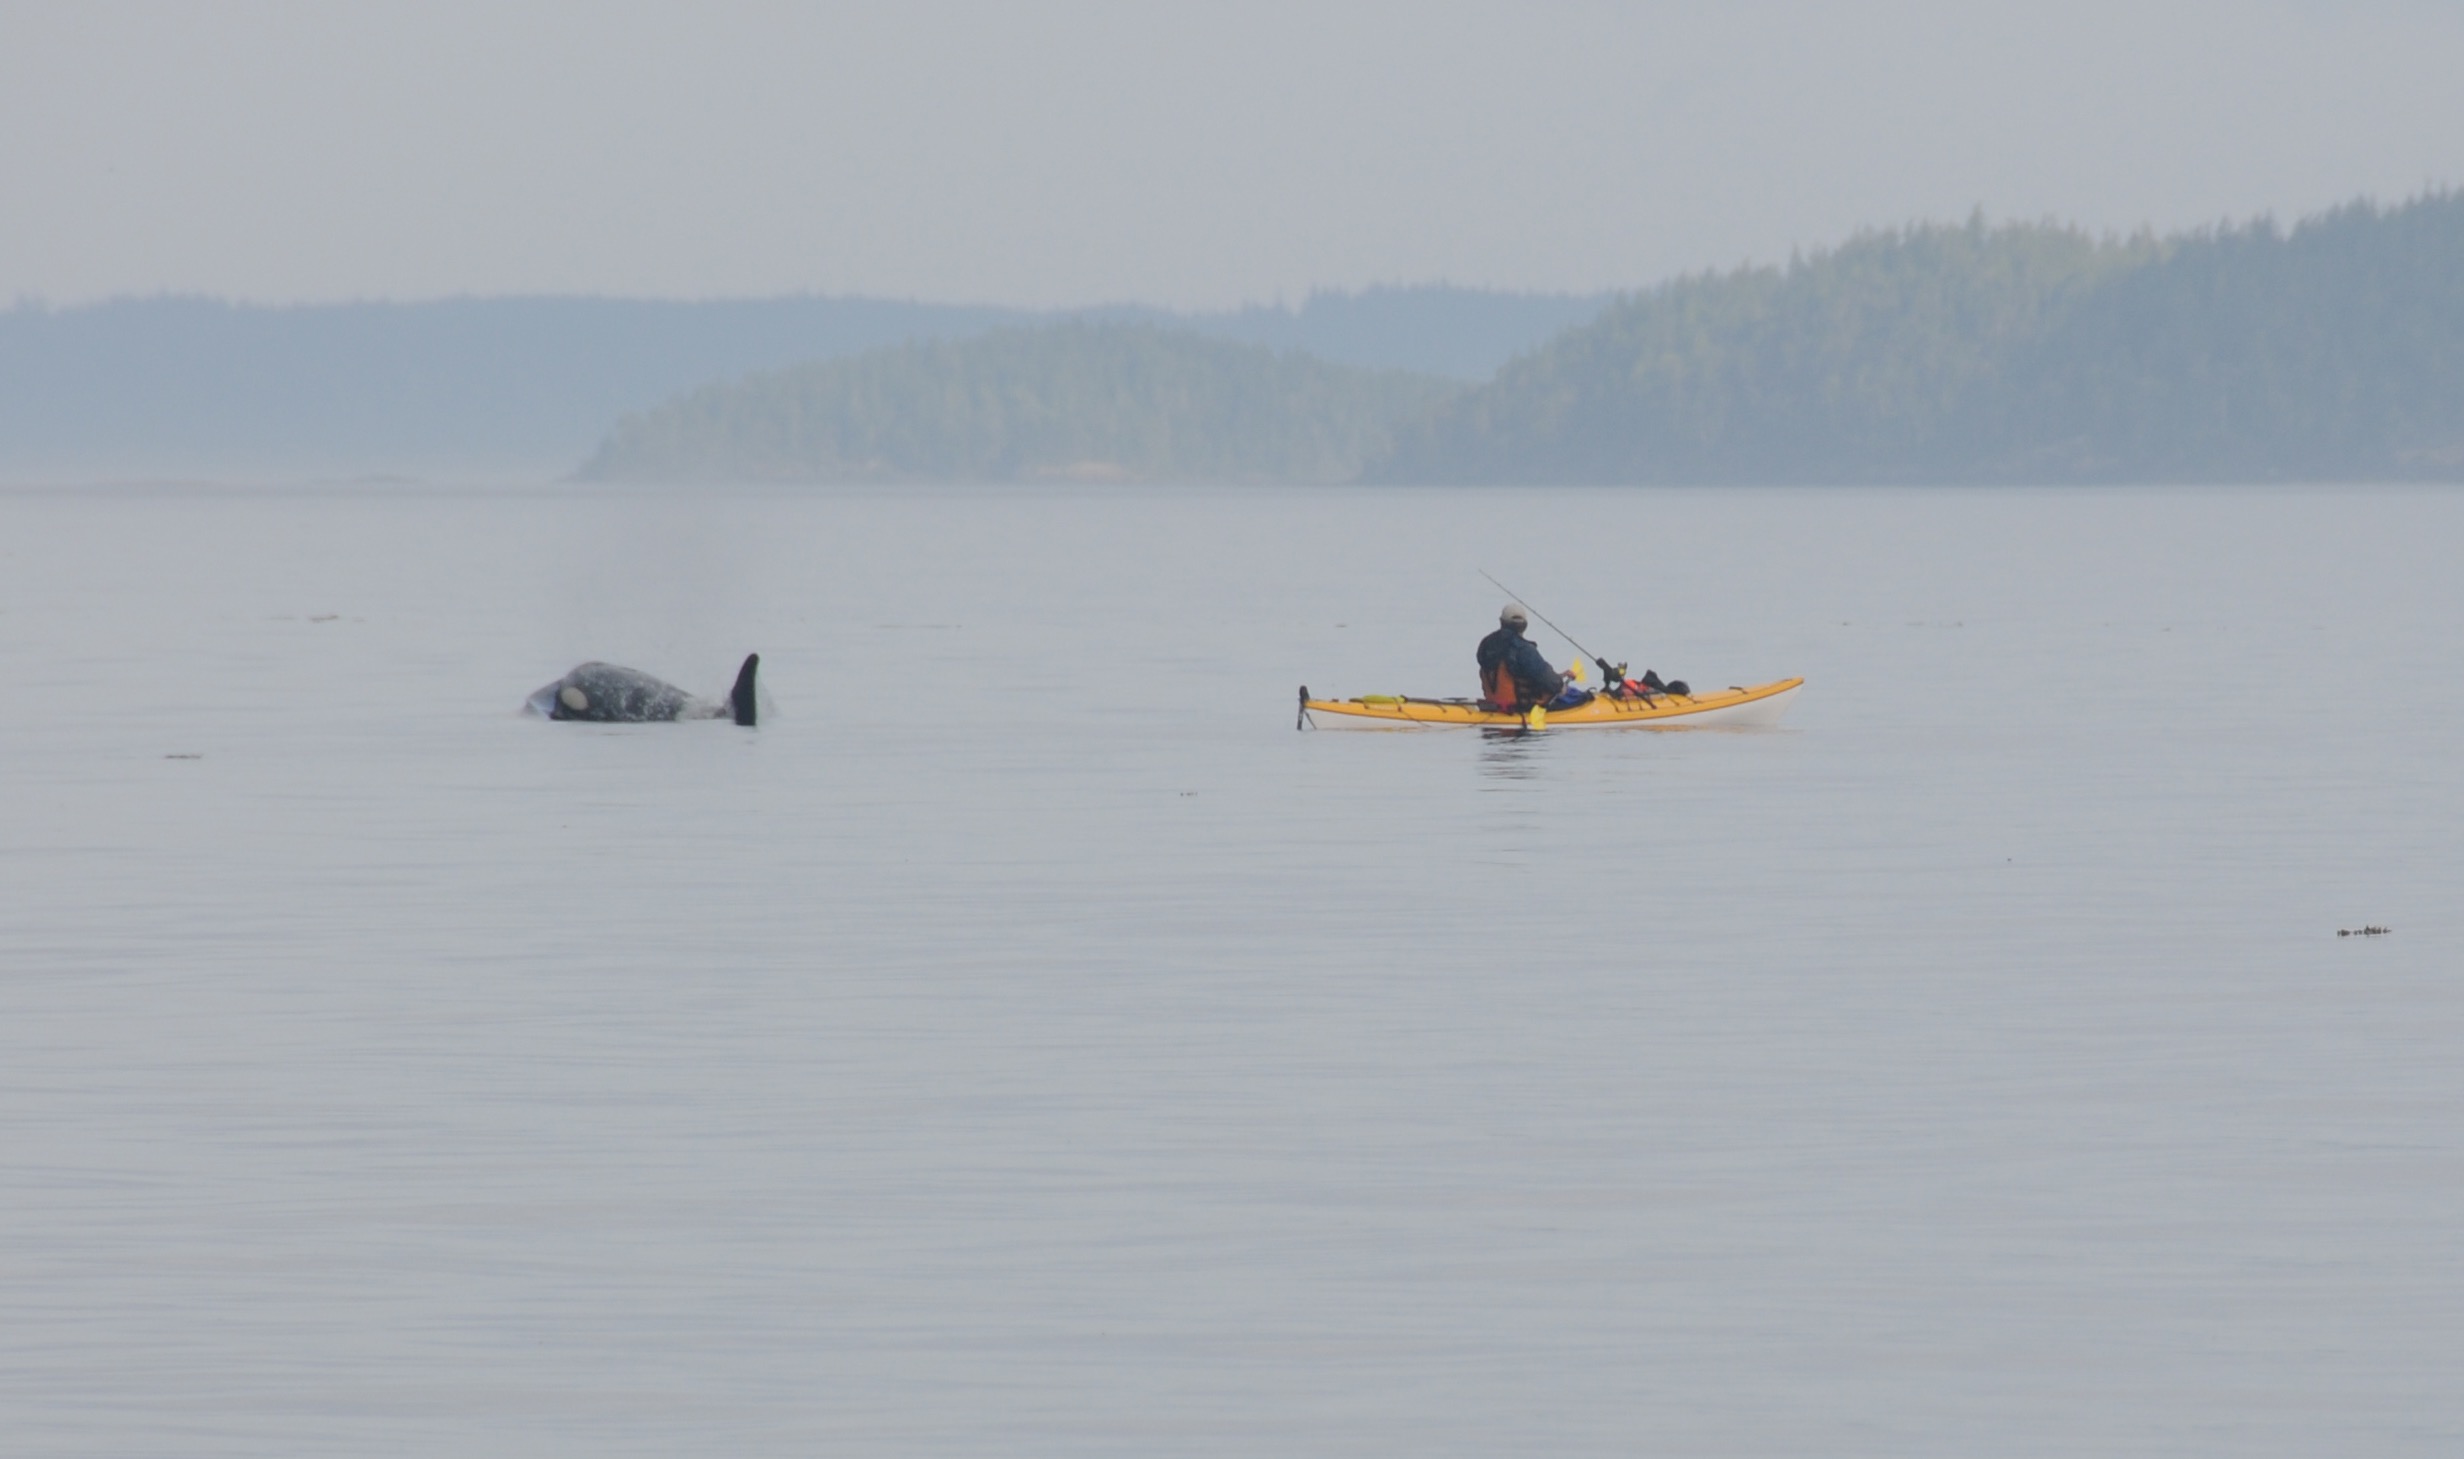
[
  {"xmin": 1374, "ymin": 193, "xmax": 2464, "ymax": 483},
  {"xmin": 0, "ymin": 286, "xmax": 1602, "ymax": 479},
  {"xmin": 1183, "ymin": 285, "xmax": 1610, "ymax": 380},
  {"xmin": 0, "ymin": 296, "xmax": 1025, "ymax": 478},
  {"xmin": 578, "ymin": 322, "xmax": 1460, "ymax": 483}
]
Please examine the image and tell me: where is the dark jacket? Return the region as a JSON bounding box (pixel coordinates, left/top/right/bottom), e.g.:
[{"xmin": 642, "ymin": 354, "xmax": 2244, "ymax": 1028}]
[{"xmin": 1476, "ymin": 625, "xmax": 1561, "ymax": 705}]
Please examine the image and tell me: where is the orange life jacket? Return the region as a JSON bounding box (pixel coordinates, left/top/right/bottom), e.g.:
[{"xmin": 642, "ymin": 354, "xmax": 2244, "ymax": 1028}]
[{"xmin": 1481, "ymin": 661, "xmax": 1518, "ymax": 708}]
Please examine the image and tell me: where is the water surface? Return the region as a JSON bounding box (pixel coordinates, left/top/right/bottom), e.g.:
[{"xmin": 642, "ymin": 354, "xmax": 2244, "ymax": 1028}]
[{"xmin": 2, "ymin": 482, "xmax": 2457, "ymax": 1455}]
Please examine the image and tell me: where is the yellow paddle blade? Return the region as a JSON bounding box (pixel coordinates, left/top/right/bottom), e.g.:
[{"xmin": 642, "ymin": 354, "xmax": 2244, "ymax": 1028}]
[
  {"xmin": 1567, "ymin": 660, "xmax": 1587, "ymax": 683},
  {"xmin": 1526, "ymin": 705, "xmax": 1547, "ymax": 730}
]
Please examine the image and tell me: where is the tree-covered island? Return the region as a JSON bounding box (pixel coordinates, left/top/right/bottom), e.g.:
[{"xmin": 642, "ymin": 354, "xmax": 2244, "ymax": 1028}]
[
  {"xmin": 578, "ymin": 193, "xmax": 2463, "ymax": 485},
  {"xmin": 1374, "ymin": 192, "xmax": 2464, "ymax": 483},
  {"xmin": 577, "ymin": 323, "xmax": 1460, "ymax": 483}
]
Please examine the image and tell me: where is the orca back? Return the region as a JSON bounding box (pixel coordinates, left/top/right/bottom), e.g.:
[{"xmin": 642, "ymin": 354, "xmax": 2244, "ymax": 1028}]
[
  {"xmin": 527, "ymin": 654, "xmax": 760, "ymax": 725},
  {"xmin": 550, "ymin": 662, "xmax": 698, "ymax": 721}
]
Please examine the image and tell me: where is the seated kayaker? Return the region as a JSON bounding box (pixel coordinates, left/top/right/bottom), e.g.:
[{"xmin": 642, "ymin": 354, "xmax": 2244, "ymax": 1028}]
[{"xmin": 1478, "ymin": 604, "xmax": 1591, "ymax": 711}]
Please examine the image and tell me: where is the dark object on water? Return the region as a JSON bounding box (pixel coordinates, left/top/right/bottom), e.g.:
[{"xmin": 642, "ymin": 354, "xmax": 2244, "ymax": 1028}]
[
  {"xmin": 2338, "ymin": 925, "xmax": 2392, "ymax": 938},
  {"xmin": 528, "ymin": 653, "xmax": 759, "ymax": 726}
]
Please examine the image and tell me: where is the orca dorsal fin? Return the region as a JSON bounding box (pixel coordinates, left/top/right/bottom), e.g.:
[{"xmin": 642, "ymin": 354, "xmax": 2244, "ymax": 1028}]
[{"xmin": 729, "ymin": 653, "xmax": 760, "ymax": 727}]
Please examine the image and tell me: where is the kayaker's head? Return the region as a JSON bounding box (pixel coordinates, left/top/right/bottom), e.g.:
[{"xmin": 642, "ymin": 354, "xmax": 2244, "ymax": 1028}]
[{"xmin": 1500, "ymin": 604, "xmax": 1529, "ymax": 632}]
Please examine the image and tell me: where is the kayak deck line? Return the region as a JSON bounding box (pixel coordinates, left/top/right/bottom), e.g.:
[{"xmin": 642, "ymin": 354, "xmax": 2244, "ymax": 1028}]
[{"xmin": 1298, "ymin": 677, "xmax": 1803, "ymax": 729}]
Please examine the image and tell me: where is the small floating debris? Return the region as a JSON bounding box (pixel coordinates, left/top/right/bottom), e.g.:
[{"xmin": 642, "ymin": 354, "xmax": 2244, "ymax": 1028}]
[
  {"xmin": 307, "ymin": 614, "xmax": 340, "ymax": 623},
  {"xmin": 2338, "ymin": 925, "xmax": 2391, "ymax": 938},
  {"xmin": 164, "ymin": 753, "xmax": 202, "ymax": 760}
]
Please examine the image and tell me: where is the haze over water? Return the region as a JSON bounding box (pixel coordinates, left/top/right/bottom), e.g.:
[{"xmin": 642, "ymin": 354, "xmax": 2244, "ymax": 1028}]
[{"xmin": 3, "ymin": 482, "xmax": 2458, "ymax": 1455}]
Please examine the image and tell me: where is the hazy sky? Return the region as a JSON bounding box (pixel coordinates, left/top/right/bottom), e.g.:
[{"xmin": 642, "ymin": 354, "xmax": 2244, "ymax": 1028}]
[{"xmin": 4, "ymin": 0, "xmax": 2460, "ymax": 309}]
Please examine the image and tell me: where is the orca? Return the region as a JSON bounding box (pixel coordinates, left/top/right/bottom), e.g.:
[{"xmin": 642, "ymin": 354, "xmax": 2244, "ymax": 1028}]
[{"xmin": 526, "ymin": 653, "xmax": 759, "ymax": 726}]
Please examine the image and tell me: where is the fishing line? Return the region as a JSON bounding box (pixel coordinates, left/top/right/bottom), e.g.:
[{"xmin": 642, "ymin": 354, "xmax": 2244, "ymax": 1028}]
[{"xmin": 1478, "ymin": 568, "xmax": 1607, "ymax": 669}]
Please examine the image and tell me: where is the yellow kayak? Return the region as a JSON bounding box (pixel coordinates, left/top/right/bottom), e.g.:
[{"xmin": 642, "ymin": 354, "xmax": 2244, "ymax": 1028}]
[{"xmin": 1299, "ymin": 678, "xmax": 1803, "ymax": 730}]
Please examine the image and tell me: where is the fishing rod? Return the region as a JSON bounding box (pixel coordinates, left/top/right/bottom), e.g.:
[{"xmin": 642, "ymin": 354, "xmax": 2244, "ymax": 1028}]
[{"xmin": 1479, "ymin": 569, "xmax": 1617, "ymax": 679}]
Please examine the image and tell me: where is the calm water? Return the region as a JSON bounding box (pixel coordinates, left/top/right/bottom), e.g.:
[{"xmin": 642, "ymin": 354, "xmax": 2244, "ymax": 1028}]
[{"xmin": 2, "ymin": 482, "xmax": 2458, "ymax": 1456}]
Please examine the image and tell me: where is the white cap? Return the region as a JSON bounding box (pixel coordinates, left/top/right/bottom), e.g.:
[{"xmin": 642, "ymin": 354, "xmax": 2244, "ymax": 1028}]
[{"xmin": 1500, "ymin": 604, "xmax": 1529, "ymax": 627}]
